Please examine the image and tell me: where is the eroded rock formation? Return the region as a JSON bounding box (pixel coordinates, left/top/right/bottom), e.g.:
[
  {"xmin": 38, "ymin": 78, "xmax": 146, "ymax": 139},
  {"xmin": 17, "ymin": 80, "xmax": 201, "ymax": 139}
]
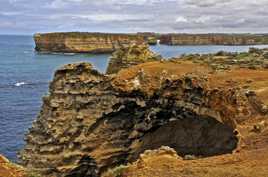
[
  {"xmin": 34, "ymin": 32, "xmax": 144, "ymax": 54},
  {"xmin": 19, "ymin": 56, "xmax": 268, "ymax": 176},
  {"xmin": 106, "ymin": 44, "xmax": 161, "ymax": 74}
]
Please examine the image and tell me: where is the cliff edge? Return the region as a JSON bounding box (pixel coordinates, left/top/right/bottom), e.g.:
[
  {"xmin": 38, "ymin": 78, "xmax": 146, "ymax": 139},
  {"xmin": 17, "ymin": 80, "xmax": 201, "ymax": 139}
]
[{"xmin": 19, "ymin": 47, "xmax": 268, "ymax": 176}]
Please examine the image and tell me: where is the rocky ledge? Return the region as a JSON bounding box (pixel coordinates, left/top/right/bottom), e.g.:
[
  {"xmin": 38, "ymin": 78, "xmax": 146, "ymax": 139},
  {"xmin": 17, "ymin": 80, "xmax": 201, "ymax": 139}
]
[
  {"xmin": 19, "ymin": 47, "xmax": 268, "ymax": 177},
  {"xmin": 34, "ymin": 32, "xmax": 144, "ymax": 54}
]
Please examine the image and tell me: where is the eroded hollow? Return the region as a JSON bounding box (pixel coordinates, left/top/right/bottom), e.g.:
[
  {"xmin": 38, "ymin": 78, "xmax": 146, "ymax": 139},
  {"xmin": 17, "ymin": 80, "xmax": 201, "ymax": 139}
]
[
  {"xmin": 116, "ymin": 100, "xmax": 240, "ymax": 160},
  {"xmin": 133, "ymin": 115, "xmax": 238, "ymax": 158},
  {"xmin": 68, "ymin": 101, "xmax": 239, "ymax": 176}
]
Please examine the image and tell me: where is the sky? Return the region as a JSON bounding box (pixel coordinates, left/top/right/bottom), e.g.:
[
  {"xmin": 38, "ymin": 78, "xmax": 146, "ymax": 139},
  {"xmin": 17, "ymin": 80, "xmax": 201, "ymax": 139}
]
[{"xmin": 0, "ymin": 0, "xmax": 268, "ymax": 35}]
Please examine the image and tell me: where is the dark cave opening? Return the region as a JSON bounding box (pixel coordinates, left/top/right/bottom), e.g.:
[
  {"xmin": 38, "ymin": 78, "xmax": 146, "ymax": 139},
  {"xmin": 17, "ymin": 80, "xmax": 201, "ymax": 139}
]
[
  {"xmin": 132, "ymin": 113, "xmax": 239, "ymax": 158},
  {"xmin": 67, "ymin": 101, "xmax": 239, "ymax": 176},
  {"xmin": 108, "ymin": 100, "xmax": 239, "ymax": 160}
]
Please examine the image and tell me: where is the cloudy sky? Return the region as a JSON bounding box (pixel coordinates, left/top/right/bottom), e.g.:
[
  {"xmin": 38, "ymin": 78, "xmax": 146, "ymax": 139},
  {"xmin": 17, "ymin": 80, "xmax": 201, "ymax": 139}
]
[{"xmin": 1, "ymin": 0, "xmax": 268, "ymax": 34}]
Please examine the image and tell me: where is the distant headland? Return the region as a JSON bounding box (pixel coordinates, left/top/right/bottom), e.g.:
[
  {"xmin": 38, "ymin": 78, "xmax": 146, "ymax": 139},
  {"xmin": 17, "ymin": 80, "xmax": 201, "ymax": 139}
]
[{"xmin": 34, "ymin": 32, "xmax": 268, "ymax": 54}]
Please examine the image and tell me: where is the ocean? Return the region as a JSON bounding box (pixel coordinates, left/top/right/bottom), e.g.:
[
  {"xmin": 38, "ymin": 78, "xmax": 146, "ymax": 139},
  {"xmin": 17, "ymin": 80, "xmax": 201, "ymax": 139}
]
[{"xmin": 0, "ymin": 34, "xmax": 268, "ymax": 162}]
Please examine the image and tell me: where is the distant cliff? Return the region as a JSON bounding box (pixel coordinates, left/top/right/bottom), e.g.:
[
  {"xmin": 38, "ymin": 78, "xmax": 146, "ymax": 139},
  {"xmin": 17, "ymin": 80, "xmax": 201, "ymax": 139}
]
[
  {"xmin": 34, "ymin": 32, "xmax": 144, "ymax": 54},
  {"xmin": 160, "ymin": 34, "xmax": 268, "ymax": 45}
]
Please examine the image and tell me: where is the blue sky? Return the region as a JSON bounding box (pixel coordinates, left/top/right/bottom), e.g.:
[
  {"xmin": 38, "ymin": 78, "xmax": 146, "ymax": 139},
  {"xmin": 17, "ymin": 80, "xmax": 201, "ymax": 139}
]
[{"xmin": 1, "ymin": 0, "xmax": 268, "ymax": 34}]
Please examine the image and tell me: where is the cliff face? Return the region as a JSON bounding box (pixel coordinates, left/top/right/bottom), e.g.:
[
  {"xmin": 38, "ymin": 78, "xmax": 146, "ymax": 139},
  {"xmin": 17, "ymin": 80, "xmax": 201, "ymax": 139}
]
[
  {"xmin": 34, "ymin": 32, "xmax": 144, "ymax": 54},
  {"xmin": 160, "ymin": 34, "xmax": 268, "ymax": 45},
  {"xmin": 19, "ymin": 56, "xmax": 268, "ymax": 177},
  {"xmin": 106, "ymin": 43, "xmax": 161, "ymax": 74}
]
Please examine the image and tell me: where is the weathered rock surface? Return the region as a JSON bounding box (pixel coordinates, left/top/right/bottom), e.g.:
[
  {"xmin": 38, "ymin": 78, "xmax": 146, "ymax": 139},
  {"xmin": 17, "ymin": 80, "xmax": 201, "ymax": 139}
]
[
  {"xmin": 160, "ymin": 34, "xmax": 268, "ymax": 45},
  {"xmin": 106, "ymin": 44, "xmax": 161, "ymax": 74},
  {"xmin": 19, "ymin": 56, "xmax": 268, "ymax": 177},
  {"xmin": 34, "ymin": 32, "xmax": 144, "ymax": 54},
  {"xmin": 0, "ymin": 155, "xmax": 26, "ymax": 177}
]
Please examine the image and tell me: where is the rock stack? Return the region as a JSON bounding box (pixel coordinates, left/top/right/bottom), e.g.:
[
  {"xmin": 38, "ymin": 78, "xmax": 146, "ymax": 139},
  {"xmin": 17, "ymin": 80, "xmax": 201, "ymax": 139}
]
[{"xmin": 106, "ymin": 43, "xmax": 161, "ymax": 74}]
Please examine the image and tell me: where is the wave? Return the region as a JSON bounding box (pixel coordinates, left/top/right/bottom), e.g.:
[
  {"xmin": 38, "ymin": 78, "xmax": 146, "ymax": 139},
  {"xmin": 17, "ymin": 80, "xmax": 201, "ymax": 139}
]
[
  {"xmin": 0, "ymin": 81, "xmax": 49, "ymax": 89},
  {"xmin": 15, "ymin": 82, "xmax": 26, "ymax": 87}
]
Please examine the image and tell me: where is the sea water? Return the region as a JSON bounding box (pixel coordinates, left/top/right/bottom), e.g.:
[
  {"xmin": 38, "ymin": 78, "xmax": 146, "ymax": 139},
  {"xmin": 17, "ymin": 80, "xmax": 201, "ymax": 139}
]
[{"xmin": 0, "ymin": 34, "xmax": 267, "ymax": 161}]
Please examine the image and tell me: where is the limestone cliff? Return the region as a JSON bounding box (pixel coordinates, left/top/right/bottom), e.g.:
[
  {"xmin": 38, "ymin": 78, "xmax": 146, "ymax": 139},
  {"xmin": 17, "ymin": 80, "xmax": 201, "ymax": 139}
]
[
  {"xmin": 19, "ymin": 56, "xmax": 268, "ymax": 177},
  {"xmin": 106, "ymin": 43, "xmax": 161, "ymax": 74},
  {"xmin": 160, "ymin": 34, "xmax": 268, "ymax": 45},
  {"xmin": 34, "ymin": 32, "xmax": 144, "ymax": 54}
]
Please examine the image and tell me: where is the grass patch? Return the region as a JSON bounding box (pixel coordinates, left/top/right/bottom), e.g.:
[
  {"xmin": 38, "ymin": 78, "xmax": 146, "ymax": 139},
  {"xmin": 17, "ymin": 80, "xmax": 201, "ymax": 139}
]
[{"xmin": 103, "ymin": 165, "xmax": 128, "ymax": 177}]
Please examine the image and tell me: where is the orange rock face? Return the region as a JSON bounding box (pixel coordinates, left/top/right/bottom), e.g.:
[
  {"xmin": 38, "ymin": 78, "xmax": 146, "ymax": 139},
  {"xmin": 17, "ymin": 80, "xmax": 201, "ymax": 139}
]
[{"xmin": 0, "ymin": 155, "xmax": 26, "ymax": 177}]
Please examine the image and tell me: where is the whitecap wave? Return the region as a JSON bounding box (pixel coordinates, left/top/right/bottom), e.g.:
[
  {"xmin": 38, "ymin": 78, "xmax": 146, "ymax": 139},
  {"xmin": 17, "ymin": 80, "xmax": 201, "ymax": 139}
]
[{"xmin": 15, "ymin": 82, "xmax": 26, "ymax": 87}]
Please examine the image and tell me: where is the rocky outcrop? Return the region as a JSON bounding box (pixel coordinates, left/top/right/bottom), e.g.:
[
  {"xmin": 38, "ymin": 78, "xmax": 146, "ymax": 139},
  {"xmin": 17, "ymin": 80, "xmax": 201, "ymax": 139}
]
[
  {"xmin": 34, "ymin": 32, "xmax": 144, "ymax": 54},
  {"xmin": 178, "ymin": 48, "xmax": 268, "ymax": 70},
  {"xmin": 0, "ymin": 155, "xmax": 26, "ymax": 177},
  {"xmin": 19, "ymin": 58, "xmax": 268, "ymax": 177},
  {"xmin": 137, "ymin": 32, "xmax": 159, "ymax": 45},
  {"xmin": 160, "ymin": 34, "xmax": 268, "ymax": 45},
  {"xmin": 106, "ymin": 44, "xmax": 161, "ymax": 74}
]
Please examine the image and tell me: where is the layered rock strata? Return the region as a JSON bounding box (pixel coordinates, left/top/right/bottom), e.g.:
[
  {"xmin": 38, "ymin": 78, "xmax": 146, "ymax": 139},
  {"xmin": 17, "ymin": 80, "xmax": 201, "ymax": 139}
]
[
  {"xmin": 106, "ymin": 44, "xmax": 161, "ymax": 74},
  {"xmin": 34, "ymin": 32, "xmax": 144, "ymax": 54},
  {"xmin": 160, "ymin": 34, "xmax": 268, "ymax": 45},
  {"xmin": 19, "ymin": 59, "xmax": 268, "ymax": 177}
]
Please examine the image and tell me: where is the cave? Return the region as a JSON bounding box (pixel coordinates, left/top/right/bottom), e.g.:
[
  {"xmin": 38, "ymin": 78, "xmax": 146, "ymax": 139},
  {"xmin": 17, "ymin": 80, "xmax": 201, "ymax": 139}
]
[
  {"xmin": 131, "ymin": 108, "xmax": 239, "ymax": 159},
  {"xmin": 65, "ymin": 101, "xmax": 239, "ymax": 176},
  {"xmin": 105, "ymin": 100, "xmax": 239, "ymax": 161},
  {"xmin": 105, "ymin": 100, "xmax": 239, "ymax": 160}
]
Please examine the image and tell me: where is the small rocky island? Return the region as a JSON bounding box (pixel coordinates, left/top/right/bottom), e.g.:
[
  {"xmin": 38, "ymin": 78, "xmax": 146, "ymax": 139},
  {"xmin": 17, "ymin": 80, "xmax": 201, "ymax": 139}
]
[{"xmin": 1, "ymin": 44, "xmax": 264, "ymax": 177}]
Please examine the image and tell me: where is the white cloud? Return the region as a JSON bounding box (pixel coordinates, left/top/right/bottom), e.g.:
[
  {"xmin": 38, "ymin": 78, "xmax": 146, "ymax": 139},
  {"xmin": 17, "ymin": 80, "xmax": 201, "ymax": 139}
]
[
  {"xmin": 71, "ymin": 14, "xmax": 152, "ymax": 22},
  {"xmin": 1, "ymin": 0, "xmax": 268, "ymax": 34},
  {"xmin": 194, "ymin": 16, "xmax": 211, "ymax": 23},
  {"xmin": 176, "ymin": 16, "xmax": 188, "ymax": 23}
]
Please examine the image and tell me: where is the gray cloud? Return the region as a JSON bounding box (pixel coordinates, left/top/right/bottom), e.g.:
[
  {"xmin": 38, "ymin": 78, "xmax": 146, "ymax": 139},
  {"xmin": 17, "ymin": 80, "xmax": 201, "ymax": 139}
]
[{"xmin": 0, "ymin": 0, "xmax": 267, "ymax": 34}]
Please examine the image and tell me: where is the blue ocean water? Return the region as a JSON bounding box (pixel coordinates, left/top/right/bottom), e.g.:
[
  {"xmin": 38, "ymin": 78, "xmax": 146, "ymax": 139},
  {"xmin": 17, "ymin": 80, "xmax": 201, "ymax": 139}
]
[{"xmin": 0, "ymin": 35, "xmax": 268, "ymax": 162}]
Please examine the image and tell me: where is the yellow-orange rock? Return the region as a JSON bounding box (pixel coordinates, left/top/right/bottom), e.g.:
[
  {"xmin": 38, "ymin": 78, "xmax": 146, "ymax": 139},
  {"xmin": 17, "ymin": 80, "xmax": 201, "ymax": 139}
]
[{"xmin": 0, "ymin": 155, "xmax": 26, "ymax": 177}]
